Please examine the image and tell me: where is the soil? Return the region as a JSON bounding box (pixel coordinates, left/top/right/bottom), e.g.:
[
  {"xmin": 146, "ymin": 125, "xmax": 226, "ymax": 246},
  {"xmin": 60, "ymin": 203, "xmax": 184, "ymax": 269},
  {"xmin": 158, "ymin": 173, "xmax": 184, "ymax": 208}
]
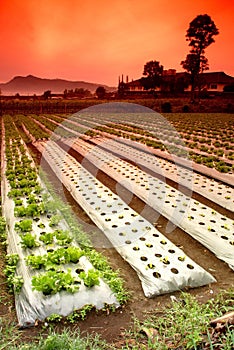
[{"xmin": 1, "ymin": 140, "xmax": 233, "ymax": 348}]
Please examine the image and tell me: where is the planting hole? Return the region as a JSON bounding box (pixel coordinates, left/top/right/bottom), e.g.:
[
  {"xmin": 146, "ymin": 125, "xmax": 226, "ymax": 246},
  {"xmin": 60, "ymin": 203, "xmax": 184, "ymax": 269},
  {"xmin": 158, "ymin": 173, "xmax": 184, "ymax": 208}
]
[
  {"xmin": 187, "ymin": 264, "xmax": 194, "ymax": 269},
  {"xmin": 133, "ymin": 246, "xmax": 140, "ymax": 251},
  {"xmin": 221, "ymin": 235, "xmax": 228, "ymax": 240},
  {"xmin": 147, "ymin": 263, "xmax": 155, "ymax": 269},
  {"xmin": 140, "ymin": 256, "xmax": 148, "ymax": 261},
  {"xmin": 153, "ymin": 272, "xmax": 161, "ymax": 278}
]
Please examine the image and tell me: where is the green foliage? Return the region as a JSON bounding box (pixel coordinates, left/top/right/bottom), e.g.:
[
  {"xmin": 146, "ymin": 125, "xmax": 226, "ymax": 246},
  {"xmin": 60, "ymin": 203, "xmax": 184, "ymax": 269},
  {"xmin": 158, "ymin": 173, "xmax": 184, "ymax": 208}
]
[
  {"xmin": 14, "ymin": 198, "xmax": 23, "ymax": 206},
  {"xmin": 11, "ymin": 276, "xmax": 24, "ymax": 294},
  {"xmin": 31, "ymin": 269, "xmax": 80, "ymax": 295},
  {"xmin": 67, "ymin": 304, "xmax": 94, "ymax": 322},
  {"xmin": 129, "ymin": 290, "xmax": 234, "ymax": 350},
  {"xmin": 27, "ymin": 195, "xmax": 39, "ymax": 204},
  {"xmin": 4, "ymin": 254, "xmax": 23, "ymax": 293},
  {"xmin": 15, "ymin": 219, "xmax": 33, "ymax": 232},
  {"xmin": 9, "ymin": 329, "xmax": 109, "ymax": 350},
  {"xmin": 19, "ymin": 233, "xmax": 40, "ymax": 249},
  {"xmin": 79, "ymin": 269, "xmax": 100, "ymax": 288},
  {"xmin": 8, "ymin": 188, "xmax": 23, "ymax": 198},
  {"xmin": 0, "ymin": 217, "xmax": 6, "ymax": 234},
  {"xmin": 46, "ymin": 313, "xmax": 63, "ymax": 323},
  {"xmin": 54, "ymin": 229, "xmax": 73, "ymax": 245},
  {"xmin": 65, "ymin": 246, "xmax": 84, "ymax": 263},
  {"xmin": 26, "ymin": 246, "xmax": 84, "ymax": 271},
  {"xmin": 26, "ymin": 254, "xmax": 46, "ymax": 269},
  {"xmin": 39, "ymin": 232, "xmax": 54, "ymax": 245},
  {"xmin": 49, "ymin": 214, "xmax": 61, "ymax": 227}
]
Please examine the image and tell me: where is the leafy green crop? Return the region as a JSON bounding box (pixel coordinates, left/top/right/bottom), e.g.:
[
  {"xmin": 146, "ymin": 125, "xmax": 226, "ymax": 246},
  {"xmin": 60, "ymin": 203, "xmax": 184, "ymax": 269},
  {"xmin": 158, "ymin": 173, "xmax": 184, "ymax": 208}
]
[
  {"xmin": 19, "ymin": 233, "xmax": 40, "ymax": 249},
  {"xmin": 15, "ymin": 219, "xmax": 33, "ymax": 232},
  {"xmin": 49, "ymin": 214, "xmax": 61, "ymax": 227},
  {"xmin": 39, "ymin": 232, "xmax": 54, "ymax": 245},
  {"xmin": 54, "ymin": 229, "xmax": 73, "ymax": 245},
  {"xmin": 32, "ymin": 269, "xmax": 80, "ymax": 295},
  {"xmin": 26, "ymin": 255, "xmax": 46, "ymax": 269},
  {"xmin": 4, "ymin": 254, "xmax": 23, "ymax": 293},
  {"xmin": 65, "ymin": 246, "xmax": 84, "ymax": 263},
  {"xmin": 79, "ymin": 269, "xmax": 100, "ymax": 288}
]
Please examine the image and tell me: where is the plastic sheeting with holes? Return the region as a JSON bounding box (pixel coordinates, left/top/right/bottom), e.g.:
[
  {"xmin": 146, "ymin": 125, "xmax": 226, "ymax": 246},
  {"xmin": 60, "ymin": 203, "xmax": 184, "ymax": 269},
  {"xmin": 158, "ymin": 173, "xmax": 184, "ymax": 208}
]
[
  {"xmin": 64, "ymin": 137, "xmax": 234, "ymax": 270},
  {"xmin": 1, "ymin": 137, "xmax": 119, "ymax": 328},
  {"xmin": 90, "ymin": 136, "xmax": 234, "ymax": 212},
  {"xmin": 35, "ymin": 140, "xmax": 216, "ymax": 298}
]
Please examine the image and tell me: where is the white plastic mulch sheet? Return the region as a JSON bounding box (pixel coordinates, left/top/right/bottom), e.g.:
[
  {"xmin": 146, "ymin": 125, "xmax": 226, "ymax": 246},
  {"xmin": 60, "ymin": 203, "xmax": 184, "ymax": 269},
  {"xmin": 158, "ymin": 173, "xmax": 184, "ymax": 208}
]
[
  {"xmin": 1, "ymin": 139, "xmax": 118, "ymax": 328},
  {"xmin": 66, "ymin": 137, "xmax": 234, "ymax": 271},
  {"xmin": 91, "ymin": 136, "xmax": 234, "ymax": 212},
  {"xmin": 37, "ymin": 140, "xmax": 216, "ymax": 298}
]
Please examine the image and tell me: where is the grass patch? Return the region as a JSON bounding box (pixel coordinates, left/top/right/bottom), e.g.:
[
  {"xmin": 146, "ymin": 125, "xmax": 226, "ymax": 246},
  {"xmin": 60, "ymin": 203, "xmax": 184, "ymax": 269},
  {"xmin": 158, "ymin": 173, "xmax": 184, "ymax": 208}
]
[
  {"xmin": 121, "ymin": 289, "xmax": 234, "ymax": 349},
  {"xmin": 4, "ymin": 329, "xmax": 109, "ymax": 350}
]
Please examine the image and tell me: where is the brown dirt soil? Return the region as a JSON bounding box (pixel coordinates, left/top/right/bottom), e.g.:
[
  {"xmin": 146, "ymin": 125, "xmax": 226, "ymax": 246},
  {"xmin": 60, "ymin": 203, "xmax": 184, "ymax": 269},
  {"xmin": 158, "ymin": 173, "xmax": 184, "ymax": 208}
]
[{"xmin": 1, "ymin": 141, "xmax": 233, "ymax": 348}]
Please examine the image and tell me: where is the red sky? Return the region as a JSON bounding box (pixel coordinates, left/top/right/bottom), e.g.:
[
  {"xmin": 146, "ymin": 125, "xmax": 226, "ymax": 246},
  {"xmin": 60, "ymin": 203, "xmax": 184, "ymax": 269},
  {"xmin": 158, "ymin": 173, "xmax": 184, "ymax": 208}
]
[{"xmin": 0, "ymin": 0, "xmax": 233, "ymax": 86}]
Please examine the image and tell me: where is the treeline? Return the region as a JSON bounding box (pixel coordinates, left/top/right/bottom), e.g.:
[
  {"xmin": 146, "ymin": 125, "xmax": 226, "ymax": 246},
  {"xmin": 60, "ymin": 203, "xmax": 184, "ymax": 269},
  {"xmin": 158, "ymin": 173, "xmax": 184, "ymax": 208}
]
[{"xmin": 0, "ymin": 96, "xmax": 233, "ymax": 115}]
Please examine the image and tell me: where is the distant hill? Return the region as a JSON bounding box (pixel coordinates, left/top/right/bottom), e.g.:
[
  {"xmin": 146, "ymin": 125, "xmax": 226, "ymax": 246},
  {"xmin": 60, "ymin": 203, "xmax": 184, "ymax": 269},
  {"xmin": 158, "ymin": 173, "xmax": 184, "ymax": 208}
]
[{"xmin": 0, "ymin": 75, "xmax": 116, "ymax": 95}]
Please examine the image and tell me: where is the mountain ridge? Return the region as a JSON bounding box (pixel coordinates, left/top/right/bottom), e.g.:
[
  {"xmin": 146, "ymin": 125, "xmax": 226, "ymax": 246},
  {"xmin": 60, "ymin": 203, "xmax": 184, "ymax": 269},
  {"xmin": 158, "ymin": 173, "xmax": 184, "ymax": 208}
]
[{"xmin": 0, "ymin": 75, "xmax": 116, "ymax": 95}]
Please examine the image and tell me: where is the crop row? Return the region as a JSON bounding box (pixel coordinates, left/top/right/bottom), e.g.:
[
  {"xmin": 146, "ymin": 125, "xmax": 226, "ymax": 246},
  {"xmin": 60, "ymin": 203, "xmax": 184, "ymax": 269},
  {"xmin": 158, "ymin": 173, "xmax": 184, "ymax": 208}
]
[
  {"xmin": 68, "ymin": 137, "xmax": 234, "ymax": 270},
  {"xmin": 89, "ymin": 136, "xmax": 234, "ymax": 211},
  {"xmin": 1, "ymin": 115, "xmax": 127, "ymax": 327},
  {"xmin": 36, "ymin": 139, "xmax": 216, "ymax": 297}
]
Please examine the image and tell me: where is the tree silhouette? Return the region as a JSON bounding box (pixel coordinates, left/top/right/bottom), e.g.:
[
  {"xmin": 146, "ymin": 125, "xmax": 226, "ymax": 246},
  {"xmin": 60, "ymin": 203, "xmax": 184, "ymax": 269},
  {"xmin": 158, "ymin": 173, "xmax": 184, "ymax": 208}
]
[
  {"xmin": 181, "ymin": 14, "xmax": 219, "ymax": 101},
  {"xmin": 140, "ymin": 60, "xmax": 163, "ymax": 91},
  {"xmin": 96, "ymin": 86, "xmax": 106, "ymax": 99},
  {"xmin": 43, "ymin": 90, "xmax": 52, "ymax": 100}
]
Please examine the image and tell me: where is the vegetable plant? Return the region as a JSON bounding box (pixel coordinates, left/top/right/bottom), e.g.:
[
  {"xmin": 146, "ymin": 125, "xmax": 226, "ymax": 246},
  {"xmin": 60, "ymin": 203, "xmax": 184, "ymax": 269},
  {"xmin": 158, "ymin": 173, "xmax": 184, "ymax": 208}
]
[
  {"xmin": 26, "ymin": 255, "xmax": 46, "ymax": 269},
  {"xmin": 19, "ymin": 233, "xmax": 40, "ymax": 249},
  {"xmin": 15, "ymin": 219, "xmax": 33, "ymax": 232},
  {"xmin": 32, "ymin": 269, "xmax": 80, "ymax": 295},
  {"xmin": 79, "ymin": 269, "xmax": 100, "ymax": 288},
  {"xmin": 39, "ymin": 232, "xmax": 54, "ymax": 245},
  {"xmin": 12, "ymin": 276, "xmax": 24, "ymax": 293},
  {"xmin": 54, "ymin": 229, "xmax": 73, "ymax": 245},
  {"xmin": 49, "ymin": 214, "xmax": 61, "ymax": 227},
  {"xmin": 65, "ymin": 246, "xmax": 84, "ymax": 263}
]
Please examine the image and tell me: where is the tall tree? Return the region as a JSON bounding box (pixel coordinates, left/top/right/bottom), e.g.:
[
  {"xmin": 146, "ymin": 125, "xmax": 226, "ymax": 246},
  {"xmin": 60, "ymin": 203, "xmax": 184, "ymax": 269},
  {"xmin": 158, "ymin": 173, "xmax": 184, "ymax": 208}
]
[
  {"xmin": 181, "ymin": 14, "xmax": 219, "ymax": 100},
  {"xmin": 140, "ymin": 60, "xmax": 163, "ymax": 91}
]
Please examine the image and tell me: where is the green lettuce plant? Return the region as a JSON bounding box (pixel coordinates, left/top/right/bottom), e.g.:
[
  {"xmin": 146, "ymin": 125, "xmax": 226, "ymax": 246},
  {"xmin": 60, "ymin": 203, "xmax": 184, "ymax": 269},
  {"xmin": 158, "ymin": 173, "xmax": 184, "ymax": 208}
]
[
  {"xmin": 32, "ymin": 269, "xmax": 80, "ymax": 295},
  {"xmin": 54, "ymin": 229, "xmax": 73, "ymax": 245},
  {"xmin": 15, "ymin": 219, "xmax": 33, "ymax": 232},
  {"xmin": 20, "ymin": 233, "xmax": 40, "ymax": 249},
  {"xmin": 39, "ymin": 232, "xmax": 54, "ymax": 245},
  {"xmin": 79, "ymin": 269, "xmax": 100, "ymax": 288}
]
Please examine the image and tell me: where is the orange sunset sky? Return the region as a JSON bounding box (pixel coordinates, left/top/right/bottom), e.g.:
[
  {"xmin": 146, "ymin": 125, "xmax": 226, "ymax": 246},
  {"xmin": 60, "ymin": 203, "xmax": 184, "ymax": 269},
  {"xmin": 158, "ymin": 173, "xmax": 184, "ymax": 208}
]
[{"xmin": 1, "ymin": 0, "xmax": 233, "ymax": 86}]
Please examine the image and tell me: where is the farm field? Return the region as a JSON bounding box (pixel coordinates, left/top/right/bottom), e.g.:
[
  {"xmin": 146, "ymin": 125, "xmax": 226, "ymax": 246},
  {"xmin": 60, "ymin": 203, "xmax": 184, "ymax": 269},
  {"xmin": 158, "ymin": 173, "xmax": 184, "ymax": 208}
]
[{"xmin": 0, "ymin": 106, "xmax": 234, "ymax": 348}]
